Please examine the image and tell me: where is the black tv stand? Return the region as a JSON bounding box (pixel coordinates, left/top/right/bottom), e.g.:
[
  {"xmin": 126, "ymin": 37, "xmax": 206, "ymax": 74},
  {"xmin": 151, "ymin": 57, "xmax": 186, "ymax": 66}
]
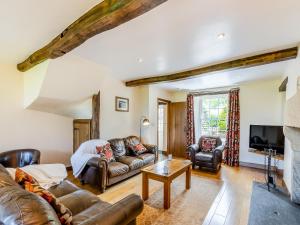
[
  {"xmin": 248, "ymin": 148, "xmax": 283, "ymax": 191},
  {"xmin": 265, "ymin": 149, "xmax": 277, "ymax": 191}
]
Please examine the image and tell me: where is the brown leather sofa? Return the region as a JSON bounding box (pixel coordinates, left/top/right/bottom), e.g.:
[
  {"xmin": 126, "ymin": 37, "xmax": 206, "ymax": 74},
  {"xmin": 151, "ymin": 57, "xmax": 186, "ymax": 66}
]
[
  {"xmin": 80, "ymin": 136, "xmax": 158, "ymax": 193},
  {"xmin": 188, "ymin": 136, "xmax": 224, "ymax": 172},
  {"xmin": 0, "ymin": 149, "xmax": 144, "ymax": 225}
]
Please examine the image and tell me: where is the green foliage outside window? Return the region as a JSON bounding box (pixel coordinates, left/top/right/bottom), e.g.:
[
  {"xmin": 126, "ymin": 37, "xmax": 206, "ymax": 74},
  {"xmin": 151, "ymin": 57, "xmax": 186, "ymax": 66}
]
[{"xmin": 200, "ymin": 95, "xmax": 228, "ymax": 138}]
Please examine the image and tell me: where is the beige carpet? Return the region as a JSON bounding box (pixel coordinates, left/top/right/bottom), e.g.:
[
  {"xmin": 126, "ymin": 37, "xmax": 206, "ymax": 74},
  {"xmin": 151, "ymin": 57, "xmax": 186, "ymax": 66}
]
[{"xmin": 98, "ymin": 173, "xmax": 222, "ymax": 225}]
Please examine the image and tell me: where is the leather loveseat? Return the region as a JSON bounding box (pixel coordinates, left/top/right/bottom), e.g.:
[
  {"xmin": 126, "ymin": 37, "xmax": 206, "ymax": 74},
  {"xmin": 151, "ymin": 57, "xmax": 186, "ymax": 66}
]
[
  {"xmin": 0, "ymin": 149, "xmax": 143, "ymax": 225},
  {"xmin": 80, "ymin": 136, "xmax": 158, "ymax": 193}
]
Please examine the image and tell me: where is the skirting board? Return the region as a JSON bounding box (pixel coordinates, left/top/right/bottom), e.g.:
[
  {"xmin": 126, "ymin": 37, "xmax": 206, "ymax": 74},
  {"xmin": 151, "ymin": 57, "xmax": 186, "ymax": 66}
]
[{"xmin": 239, "ymin": 161, "xmax": 283, "ymax": 176}]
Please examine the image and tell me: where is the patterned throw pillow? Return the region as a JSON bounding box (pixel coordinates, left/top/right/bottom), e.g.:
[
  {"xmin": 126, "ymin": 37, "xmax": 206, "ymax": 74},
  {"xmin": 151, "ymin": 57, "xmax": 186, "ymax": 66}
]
[
  {"xmin": 96, "ymin": 143, "xmax": 115, "ymax": 162},
  {"xmin": 130, "ymin": 143, "xmax": 147, "ymax": 155},
  {"xmin": 201, "ymin": 138, "xmax": 217, "ymax": 153},
  {"xmin": 15, "ymin": 167, "xmax": 38, "ymax": 188},
  {"xmin": 15, "ymin": 168, "xmax": 72, "ymax": 225}
]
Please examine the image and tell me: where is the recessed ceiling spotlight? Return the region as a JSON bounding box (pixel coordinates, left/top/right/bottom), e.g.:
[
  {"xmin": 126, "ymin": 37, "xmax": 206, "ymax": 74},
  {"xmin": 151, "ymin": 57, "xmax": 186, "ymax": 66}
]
[
  {"xmin": 138, "ymin": 58, "xmax": 143, "ymax": 63},
  {"xmin": 217, "ymin": 33, "xmax": 225, "ymax": 40}
]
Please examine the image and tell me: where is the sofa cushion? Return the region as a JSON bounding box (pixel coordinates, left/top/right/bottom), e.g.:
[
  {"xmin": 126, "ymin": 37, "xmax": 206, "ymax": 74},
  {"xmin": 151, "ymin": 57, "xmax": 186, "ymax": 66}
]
[
  {"xmin": 58, "ymin": 190, "xmax": 101, "ymax": 216},
  {"xmin": 118, "ymin": 156, "xmax": 144, "ymax": 170},
  {"xmin": 108, "ymin": 138, "xmax": 127, "ymax": 158},
  {"xmin": 195, "ymin": 152, "xmax": 213, "ymax": 162},
  {"xmin": 0, "ymin": 186, "xmax": 61, "ymax": 225},
  {"xmin": 137, "ymin": 153, "xmax": 155, "ymax": 165},
  {"xmin": 71, "ymin": 201, "xmax": 111, "ymax": 225},
  {"xmin": 124, "ymin": 136, "xmax": 140, "ymax": 148},
  {"xmin": 48, "ymin": 180, "xmax": 80, "ymax": 198},
  {"xmin": 108, "ymin": 162, "xmax": 129, "ymax": 178}
]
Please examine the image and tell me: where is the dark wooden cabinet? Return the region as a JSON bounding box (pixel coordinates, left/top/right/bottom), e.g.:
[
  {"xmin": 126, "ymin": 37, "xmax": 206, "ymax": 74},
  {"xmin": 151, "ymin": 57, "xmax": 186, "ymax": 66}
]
[
  {"xmin": 169, "ymin": 102, "xmax": 187, "ymax": 158},
  {"xmin": 73, "ymin": 119, "xmax": 91, "ymax": 152}
]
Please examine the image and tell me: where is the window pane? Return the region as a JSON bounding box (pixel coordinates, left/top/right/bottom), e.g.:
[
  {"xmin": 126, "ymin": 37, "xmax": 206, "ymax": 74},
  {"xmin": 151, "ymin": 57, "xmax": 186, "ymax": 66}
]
[{"xmin": 199, "ymin": 94, "xmax": 228, "ymax": 138}]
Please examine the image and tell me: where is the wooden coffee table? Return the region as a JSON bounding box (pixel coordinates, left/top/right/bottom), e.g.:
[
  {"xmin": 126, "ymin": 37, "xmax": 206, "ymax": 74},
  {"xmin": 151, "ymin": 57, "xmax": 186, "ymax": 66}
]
[{"xmin": 141, "ymin": 158, "xmax": 192, "ymax": 209}]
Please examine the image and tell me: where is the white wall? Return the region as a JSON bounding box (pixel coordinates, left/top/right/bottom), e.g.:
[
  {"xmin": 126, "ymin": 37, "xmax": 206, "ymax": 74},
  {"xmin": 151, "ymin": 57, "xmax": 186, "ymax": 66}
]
[
  {"xmin": 137, "ymin": 86, "xmax": 173, "ymax": 145},
  {"xmin": 40, "ymin": 54, "xmax": 142, "ymax": 140},
  {"xmin": 0, "ymin": 64, "xmax": 73, "ymax": 165},
  {"xmin": 24, "ymin": 61, "xmax": 48, "ymax": 108},
  {"xmin": 239, "ymin": 79, "xmax": 284, "ymax": 168},
  {"xmin": 283, "ymin": 53, "xmax": 300, "ymax": 192},
  {"xmin": 171, "ymin": 90, "xmax": 188, "ymax": 102}
]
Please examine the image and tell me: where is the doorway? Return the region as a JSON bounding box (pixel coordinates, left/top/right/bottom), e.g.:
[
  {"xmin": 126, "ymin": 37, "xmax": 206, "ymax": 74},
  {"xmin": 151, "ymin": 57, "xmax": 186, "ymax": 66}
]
[{"xmin": 157, "ymin": 98, "xmax": 170, "ymax": 154}]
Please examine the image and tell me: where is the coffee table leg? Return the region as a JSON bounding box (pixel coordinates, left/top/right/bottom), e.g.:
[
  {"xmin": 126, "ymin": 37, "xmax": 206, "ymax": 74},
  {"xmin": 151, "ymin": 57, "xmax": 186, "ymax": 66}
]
[
  {"xmin": 186, "ymin": 165, "xmax": 191, "ymax": 189},
  {"xmin": 142, "ymin": 173, "xmax": 149, "ymax": 201},
  {"xmin": 164, "ymin": 181, "xmax": 171, "ymax": 209}
]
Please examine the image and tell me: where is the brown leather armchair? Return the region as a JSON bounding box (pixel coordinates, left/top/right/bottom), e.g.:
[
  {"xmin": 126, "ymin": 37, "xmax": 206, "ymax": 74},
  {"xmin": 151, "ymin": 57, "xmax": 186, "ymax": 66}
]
[
  {"xmin": 0, "ymin": 149, "xmax": 40, "ymax": 167},
  {"xmin": 188, "ymin": 136, "xmax": 224, "ymax": 172},
  {"xmin": 80, "ymin": 136, "xmax": 158, "ymax": 193}
]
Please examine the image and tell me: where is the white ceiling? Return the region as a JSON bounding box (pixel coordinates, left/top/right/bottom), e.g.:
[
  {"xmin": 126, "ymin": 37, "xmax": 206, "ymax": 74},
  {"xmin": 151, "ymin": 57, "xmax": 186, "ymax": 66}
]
[
  {"xmin": 1, "ymin": 0, "xmax": 300, "ymax": 90},
  {"xmin": 0, "ymin": 0, "xmax": 100, "ymax": 64}
]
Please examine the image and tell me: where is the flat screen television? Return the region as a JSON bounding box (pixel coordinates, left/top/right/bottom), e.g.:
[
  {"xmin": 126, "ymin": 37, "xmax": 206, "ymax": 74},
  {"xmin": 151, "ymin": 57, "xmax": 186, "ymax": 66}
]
[{"xmin": 249, "ymin": 125, "xmax": 285, "ymax": 154}]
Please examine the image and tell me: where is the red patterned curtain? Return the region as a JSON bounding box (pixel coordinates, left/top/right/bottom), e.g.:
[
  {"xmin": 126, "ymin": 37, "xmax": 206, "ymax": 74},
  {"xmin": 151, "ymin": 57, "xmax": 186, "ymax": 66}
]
[
  {"xmin": 186, "ymin": 94, "xmax": 195, "ymax": 147},
  {"xmin": 224, "ymin": 89, "xmax": 240, "ymax": 167}
]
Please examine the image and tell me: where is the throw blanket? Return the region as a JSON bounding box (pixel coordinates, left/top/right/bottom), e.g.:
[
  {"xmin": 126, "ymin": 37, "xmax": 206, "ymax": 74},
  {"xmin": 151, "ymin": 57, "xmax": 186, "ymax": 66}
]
[
  {"xmin": 6, "ymin": 164, "xmax": 67, "ymax": 189},
  {"xmin": 71, "ymin": 139, "xmax": 108, "ymax": 178}
]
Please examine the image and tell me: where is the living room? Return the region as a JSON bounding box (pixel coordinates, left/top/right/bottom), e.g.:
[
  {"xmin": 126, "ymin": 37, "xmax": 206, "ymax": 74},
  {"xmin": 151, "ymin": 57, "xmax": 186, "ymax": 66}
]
[{"xmin": 0, "ymin": 1, "xmax": 300, "ymax": 225}]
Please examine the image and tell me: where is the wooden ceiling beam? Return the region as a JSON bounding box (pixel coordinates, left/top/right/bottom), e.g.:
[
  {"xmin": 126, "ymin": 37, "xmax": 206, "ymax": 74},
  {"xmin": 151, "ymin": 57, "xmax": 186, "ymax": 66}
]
[
  {"xmin": 279, "ymin": 77, "xmax": 288, "ymax": 92},
  {"xmin": 125, "ymin": 47, "xmax": 298, "ymax": 87},
  {"xmin": 17, "ymin": 0, "xmax": 167, "ymax": 72}
]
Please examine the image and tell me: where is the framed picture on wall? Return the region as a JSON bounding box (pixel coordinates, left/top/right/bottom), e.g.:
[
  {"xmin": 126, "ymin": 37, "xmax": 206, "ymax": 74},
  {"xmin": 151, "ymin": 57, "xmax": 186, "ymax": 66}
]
[{"xmin": 115, "ymin": 96, "xmax": 129, "ymax": 112}]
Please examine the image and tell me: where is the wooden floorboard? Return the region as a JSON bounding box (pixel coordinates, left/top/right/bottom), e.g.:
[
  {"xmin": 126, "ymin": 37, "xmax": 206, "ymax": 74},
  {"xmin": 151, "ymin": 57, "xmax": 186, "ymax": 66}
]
[{"xmin": 68, "ymin": 161, "xmax": 283, "ymax": 225}]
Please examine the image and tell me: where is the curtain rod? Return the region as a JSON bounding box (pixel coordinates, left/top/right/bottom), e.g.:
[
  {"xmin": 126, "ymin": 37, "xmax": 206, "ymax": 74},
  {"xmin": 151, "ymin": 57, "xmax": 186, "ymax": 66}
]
[{"xmin": 189, "ymin": 88, "xmax": 240, "ymax": 96}]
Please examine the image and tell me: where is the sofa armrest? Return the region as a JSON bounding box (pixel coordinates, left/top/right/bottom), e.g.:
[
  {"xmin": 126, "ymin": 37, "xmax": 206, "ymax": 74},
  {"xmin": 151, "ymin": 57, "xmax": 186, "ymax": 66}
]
[
  {"xmin": 143, "ymin": 144, "xmax": 158, "ymax": 161},
  {"xmin": 188, "ymin": 144, "xmax": 199, "ymax": 163},
  {"xmin": 143, "ymin": 144, "xmax": 157, "ymax": 154},
  {"xmin": 212, "ymin": 145, "xmax": 224, "ymax": 163},
  {"xmin": 84, "ymin": 157, "xmax": 108, "ymax": 192},
  {"xmin": 86, "ymin": 157, "xmax": 108, "ymax": 168},
  {"xmin": 78, "ymin": 194, "xmax": 144, "ymax": 225}
]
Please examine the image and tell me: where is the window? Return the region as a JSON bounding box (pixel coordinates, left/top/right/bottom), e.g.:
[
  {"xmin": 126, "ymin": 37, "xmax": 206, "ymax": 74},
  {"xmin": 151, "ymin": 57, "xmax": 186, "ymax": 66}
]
[
  {"xmin": 158, "ymin": 103, "xmax": 168, "ymax": 151},
  {"xmin": 194, "ymin": 94, "xmax": 228, "ymax": 140}
]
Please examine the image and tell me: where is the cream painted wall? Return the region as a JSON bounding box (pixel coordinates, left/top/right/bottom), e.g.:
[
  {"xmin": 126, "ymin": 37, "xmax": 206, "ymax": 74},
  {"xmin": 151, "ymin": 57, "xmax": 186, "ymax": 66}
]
[
  {"xmin": 23, "ymin": 55, "xmax": 175, "ymax": 143},
  {"xmin": 41, "ymin": 54, "xmax": 141, "ymax": 140},
  {"xmin": 239, "ymin": 79, "xmax": 284, "ymax": 168},
  {"xmin": 283, "ymin": 53, "xmax": 300, "ymax": 192},
  {"xmin": 0, "ymin": 64, "xmax": 73, "ymax": 165},
  {"xmin": 171, "ymin": 90, "xmax": 188, "ymax": 102},
  {"xmin": 23, "ymin": 61, "xmax": 49, "ymax": 108},
  {"xmin": 144, "ymin": 86, "xmax": 173, "ymax": 145}
]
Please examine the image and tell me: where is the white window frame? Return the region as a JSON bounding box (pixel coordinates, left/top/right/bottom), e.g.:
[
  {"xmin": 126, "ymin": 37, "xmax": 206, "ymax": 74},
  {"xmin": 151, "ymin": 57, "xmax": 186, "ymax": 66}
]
[{"xmin": 194, "ymin": 94, "xmax": 228, "ymax": 141}]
